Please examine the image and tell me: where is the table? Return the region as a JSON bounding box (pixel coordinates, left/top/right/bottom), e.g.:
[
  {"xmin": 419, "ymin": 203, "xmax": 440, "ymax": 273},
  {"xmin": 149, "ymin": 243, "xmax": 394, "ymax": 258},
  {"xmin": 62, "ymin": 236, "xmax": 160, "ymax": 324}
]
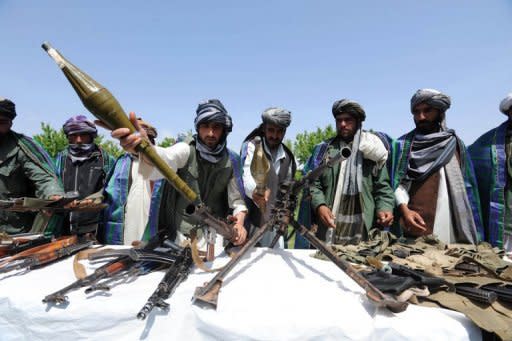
[{"xmin": 0, "ymin": 248, "xmax": 481, "ymax": 340}]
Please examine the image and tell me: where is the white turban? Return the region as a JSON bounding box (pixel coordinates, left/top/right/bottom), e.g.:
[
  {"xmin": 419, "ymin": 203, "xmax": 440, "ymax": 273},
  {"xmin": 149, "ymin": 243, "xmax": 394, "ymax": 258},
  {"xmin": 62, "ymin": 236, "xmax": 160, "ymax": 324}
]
[{"xmin": 499, "ymin": 93, "xmax": 512, "ymax": 115}]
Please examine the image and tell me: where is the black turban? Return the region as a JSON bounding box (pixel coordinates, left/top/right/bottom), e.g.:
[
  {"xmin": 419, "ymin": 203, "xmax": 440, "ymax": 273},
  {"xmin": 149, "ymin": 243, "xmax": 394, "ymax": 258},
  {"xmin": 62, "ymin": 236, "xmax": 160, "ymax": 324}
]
[
  {"xmin": 0, "ymin": 98, "xmax": 16, "ymax": 119},
  {"xmin": 194, "ymin": 99, "xmax": 233, "ymax": 133}
]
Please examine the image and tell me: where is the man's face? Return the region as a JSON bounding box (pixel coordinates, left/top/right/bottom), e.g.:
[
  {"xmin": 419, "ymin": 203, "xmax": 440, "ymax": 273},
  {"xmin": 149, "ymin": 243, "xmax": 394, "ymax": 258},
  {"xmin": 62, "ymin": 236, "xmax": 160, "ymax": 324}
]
[
  {"xmin": 335, "ymin": 113, "xmax": 358, "ymax": 142},
  {"xmin": 413, "ymin": 103, "xmax": 441, "ymax": 134},
  {"xmin": 67, "ymin": 133, "xmax": 93, "ymax": 145},
  {"xmin": 263, "ymin": 123, "xmax": 286, "ymax": 149},
  {"xmin": 0, "ymin": 117, "xmax": 13, "ymax": 135},
  {"xmin": 198, "ymin": 122, "xmax": 224, "ymax": 148}
]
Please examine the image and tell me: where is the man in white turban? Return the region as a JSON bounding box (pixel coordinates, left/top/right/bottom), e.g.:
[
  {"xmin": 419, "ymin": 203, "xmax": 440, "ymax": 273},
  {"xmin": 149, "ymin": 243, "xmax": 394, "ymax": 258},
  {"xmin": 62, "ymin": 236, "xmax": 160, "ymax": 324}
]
[
  {"xmin": 241, "ymin": 107, "xmax": 296, "ymax": 247},
  {"xmin": 394, "ymin": 89, "xmax": 483, "ymax": 245}
]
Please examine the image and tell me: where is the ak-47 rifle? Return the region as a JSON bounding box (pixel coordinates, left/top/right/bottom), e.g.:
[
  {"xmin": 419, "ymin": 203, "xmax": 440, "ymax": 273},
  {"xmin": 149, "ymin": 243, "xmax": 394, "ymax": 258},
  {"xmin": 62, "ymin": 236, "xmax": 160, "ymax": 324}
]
[
  {"xmin": 0, "ymin": 235, "xmax": 93, "ymax": 275},
  {"xmin": 137, "ymin": 245, "xmax": 194, "ymax": 320},
  {"xmin": 42, "ymin": 236, "xmax": 179, "ymax": 305},
  {"xmin": 42, "ymin": 42, "xmax": 237, "ymax": 248},
  {"xmin": 0, "ymin": 233, "xmax": 52, "ymax": 258},
  {"xmin": 193, "ymin": 148, "xmax": 408, "ymax": 313}
]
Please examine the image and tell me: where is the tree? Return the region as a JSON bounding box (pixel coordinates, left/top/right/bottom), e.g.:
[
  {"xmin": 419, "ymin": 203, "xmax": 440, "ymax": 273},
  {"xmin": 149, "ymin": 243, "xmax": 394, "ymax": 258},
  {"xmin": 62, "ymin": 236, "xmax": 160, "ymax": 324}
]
[
  {"xmin": 33, "ymin": 123, "xmax": 68, "ymax": 158},
  {"xmin": 291, "ymin": 124, "xmax": 336, "ymax": 165},
  {"xmin": 158, "ymin": 136, "xmax": 176, "ymax": 148},
  {"xmin": 94, "ymin": 135, "xmax": 123, "ymax": 158},
  {"xmin": 33, "ymin": 122, "xmax": 123, "ymax": 159}
]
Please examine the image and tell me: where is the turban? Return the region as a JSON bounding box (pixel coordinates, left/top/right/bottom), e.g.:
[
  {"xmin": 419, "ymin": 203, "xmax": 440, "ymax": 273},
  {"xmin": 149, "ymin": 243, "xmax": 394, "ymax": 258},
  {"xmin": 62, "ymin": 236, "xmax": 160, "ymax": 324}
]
[
  {"xmin": 499, "ymin": 93, "xmax": 512, "ymax": 115},
  {"xmin": 194, "ymin": 99, "xmax": 233, "ymax": 133},
  {"xmin": 63, "ymin": 115, "xmax": 97, "ymax": 138},
  {"xmin": 332, "ymin": 99, "xmax": 366, "ymax": 121},
  {"xmin": 261, "ymin": 107, "xmax": 292, "ymax": 128},
  {"xmin": 137, "ymin": 118, "xmax": 158, "ymax": 140},
  {"xmin": 410, "ymin": 88, "xmax": 451, "ymax": 113},
  {"xmin": 0, "ymin": 98, "xmax": 16, "ymax": 119}
]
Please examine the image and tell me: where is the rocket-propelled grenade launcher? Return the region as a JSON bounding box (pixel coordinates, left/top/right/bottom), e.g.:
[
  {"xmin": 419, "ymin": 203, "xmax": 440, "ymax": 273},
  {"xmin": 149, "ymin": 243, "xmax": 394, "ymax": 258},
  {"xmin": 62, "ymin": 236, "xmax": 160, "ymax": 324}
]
[
  {"xmin": 42, "ymin": 42, "xmax": 235, "ymax": 242},
  {"xmin": 41, "ymin": 42, "xmax": 197, "ymax": 205}
]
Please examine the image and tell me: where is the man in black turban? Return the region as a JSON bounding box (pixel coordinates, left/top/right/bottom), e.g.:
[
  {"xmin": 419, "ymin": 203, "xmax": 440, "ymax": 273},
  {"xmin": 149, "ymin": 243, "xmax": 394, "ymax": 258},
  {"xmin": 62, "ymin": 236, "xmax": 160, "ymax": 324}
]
[
  {"xmin": 0, "ymin": 98, "xmax": 64, "ymax": 234},
  {"xmin": 55, "ymin": 115, "xmax": 115, "ymax": 235},
  {"xmin": 110, "ymin": 100, "xmax": 247, "ymax": 260},
  {"xmin": 296, "ymin": 99, "xmax": 394, "ymax": 248}
]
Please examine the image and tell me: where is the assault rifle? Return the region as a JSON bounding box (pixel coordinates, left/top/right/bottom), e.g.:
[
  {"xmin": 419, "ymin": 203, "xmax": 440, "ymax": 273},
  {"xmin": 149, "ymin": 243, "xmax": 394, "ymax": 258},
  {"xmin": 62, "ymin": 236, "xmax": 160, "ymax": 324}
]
[
  {"xmin": 0, "ymin": 233, "xmax": 52, "ymax": 258},
  {"xmin": 42, "ymin": 236, "xmax": 179, "ymax": 305},
  {"xmin": 193, "ymin": 149, "xmax": 407, "ymax": 313},
  {"xmin": 0, "ymin": 235, "xmax": 93, "ymax": 275},
  {"xmin": 137, "ymin": 245, "xmax": 194, "ymax": 320}
]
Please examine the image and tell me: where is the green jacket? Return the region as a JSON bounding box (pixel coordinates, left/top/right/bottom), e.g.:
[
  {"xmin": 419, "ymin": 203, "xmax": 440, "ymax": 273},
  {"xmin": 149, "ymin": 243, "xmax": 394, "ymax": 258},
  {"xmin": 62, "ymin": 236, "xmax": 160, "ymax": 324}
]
[
  {"xmin": 309, "ymin": 138, "xmax": 395, "ymax": 240},
  {"xmin": 0, "ymin": 131, "xmax": 64, "ymax": 234}
]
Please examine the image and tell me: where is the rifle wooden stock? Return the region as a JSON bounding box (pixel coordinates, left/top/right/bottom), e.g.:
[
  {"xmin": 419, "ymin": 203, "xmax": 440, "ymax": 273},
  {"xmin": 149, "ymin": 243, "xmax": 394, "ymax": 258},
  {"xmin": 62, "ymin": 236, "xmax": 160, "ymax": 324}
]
[
  {"xmin": 0, "ymin": 236, "xmax": 52, "ymax": 258},
  {"xmin": 43, "ymin": 256, "xmax": 135, "ymax": 304},
  {"xmin": 193, "ymin": 223, "xmax": 272, "ymax": 307},
  {"xmin": 0, "ymin": 237, "xmax": 92, "ymax": 274},
  {"xmin": 0, "ymin": 235, "xmax": 77, "ymax": 268},
  {"xmin": 291, "ymin": 220, "xmax": 407, "ymax": 313},
  {"xmin": 43, "ymin": 235, "xmax": 164, "ymax": 304}
]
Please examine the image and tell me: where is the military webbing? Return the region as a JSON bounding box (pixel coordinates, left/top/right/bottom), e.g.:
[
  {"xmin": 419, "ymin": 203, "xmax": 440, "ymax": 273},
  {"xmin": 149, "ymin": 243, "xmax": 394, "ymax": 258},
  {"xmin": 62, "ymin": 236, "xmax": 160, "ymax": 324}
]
[{"xmin": 313, "ymin": 229, "xmax": 512, "ymax": 338}]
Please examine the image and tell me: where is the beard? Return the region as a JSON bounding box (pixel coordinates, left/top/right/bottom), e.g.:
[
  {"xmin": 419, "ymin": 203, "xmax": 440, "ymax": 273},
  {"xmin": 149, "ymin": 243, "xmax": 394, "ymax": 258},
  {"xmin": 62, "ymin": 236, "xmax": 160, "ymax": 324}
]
[{"xmin": 415, "ymin": 120, "xmax": 440, "ymax": 134}]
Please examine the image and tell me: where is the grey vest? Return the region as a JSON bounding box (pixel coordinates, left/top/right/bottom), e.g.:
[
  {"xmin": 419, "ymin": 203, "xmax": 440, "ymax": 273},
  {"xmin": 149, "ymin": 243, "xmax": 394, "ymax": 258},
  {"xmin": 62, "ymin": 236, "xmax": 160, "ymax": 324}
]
[{"xmin": 247, "ymin": 138, "xmax": 296, "ymax": 227}]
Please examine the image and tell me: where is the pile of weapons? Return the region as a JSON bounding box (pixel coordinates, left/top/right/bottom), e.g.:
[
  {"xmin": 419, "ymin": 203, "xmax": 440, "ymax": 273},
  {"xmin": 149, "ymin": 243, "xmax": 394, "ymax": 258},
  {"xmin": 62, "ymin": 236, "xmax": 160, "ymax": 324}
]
[
  {"xmin": 0, "ymin": 232, "xmax": 194, "ymax": 320},
  {"xmin": 41, "ymin": 236, "xmax": 194, "ymax": 320},
  {"xmin": 1, "ymin": 41, "xmax": 412, "ymax": 321}
]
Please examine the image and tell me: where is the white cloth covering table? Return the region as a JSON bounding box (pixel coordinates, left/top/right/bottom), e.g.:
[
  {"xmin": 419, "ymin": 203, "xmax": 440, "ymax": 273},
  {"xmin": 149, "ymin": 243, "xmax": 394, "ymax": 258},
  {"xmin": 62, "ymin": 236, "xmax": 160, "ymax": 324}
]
[{"xmin": 0, "ymin": 248, "xmax": 481, "ymax": 340}]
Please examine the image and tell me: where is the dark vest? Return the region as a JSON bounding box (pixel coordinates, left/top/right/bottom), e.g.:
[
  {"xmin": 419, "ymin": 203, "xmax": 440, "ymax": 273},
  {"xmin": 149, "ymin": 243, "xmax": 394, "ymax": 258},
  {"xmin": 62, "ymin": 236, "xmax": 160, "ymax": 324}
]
[
  {"xmin": 61, "ymin": 149, "xmax": 106, "ymax": 234},
  {"xmin": 158, "ymin": 142, "xmax": 234, "ymax": 239}
]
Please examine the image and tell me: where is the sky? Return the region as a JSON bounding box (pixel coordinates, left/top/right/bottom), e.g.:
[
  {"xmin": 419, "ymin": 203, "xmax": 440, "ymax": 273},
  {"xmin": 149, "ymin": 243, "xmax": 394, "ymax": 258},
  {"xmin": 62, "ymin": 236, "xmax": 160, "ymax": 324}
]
[{"xmin": 1, "ymin": 1, "xmax": 511, "ymax": 151}]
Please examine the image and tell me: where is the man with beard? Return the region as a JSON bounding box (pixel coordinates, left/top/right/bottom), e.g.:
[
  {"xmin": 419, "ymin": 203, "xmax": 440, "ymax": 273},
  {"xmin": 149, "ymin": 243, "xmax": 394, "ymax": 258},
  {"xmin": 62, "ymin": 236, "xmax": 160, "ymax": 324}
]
[
  {"xmin": 241, "ymin": 107, "xmax": 296, "ymax": 247},
  {"xmin": 468, "ymin": 93, "xmax": 512, "ymax": 251},
  {"xmin": 0, "ymin": 98, "xmax": 64, "ymax": 234},
  {"xmin": 56, "ymin": 115, "xmax": 115, "ymax": 235},
  {"xmin": 394, "ymin": 89, "xmax": 483, "ymax": 244},
  {"xmin": 295, "ymin": 99, "xmax": 394, "ymax": 248},
  {"xmin": 111, "ymin": 99, "xmax": 247, "ymax": 254},
  {"xmin": 101, "ymin": 118, "xmax": 164, "ymax": 245}
]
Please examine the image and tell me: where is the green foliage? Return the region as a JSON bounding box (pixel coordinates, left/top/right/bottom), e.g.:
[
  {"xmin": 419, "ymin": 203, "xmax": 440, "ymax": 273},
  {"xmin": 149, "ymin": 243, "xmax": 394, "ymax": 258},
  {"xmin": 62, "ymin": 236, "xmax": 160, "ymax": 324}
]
[
  {"xmin": 291, "ymin": 124, "xmax": 336, "ymax": 165},
  {"xmin": 33, "ymin": 122, "xmax": 124, "ymax": 159},
  {"xmin": 158, "ymin": 136, "xmax": 176, "ymax": 148},
  {"xmin": 94, "ymin": 135, "xmax": 123, "ymax": 158},
  {"xmin": 33, "ymin": 123, "xmax": 68, "ymax": 158}
]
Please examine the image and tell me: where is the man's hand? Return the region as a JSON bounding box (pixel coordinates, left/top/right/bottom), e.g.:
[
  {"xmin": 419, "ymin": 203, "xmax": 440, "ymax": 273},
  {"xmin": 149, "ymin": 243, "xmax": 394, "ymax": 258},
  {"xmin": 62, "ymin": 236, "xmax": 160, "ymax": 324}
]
[
  {"xmin": 399, "ymin": 204, "xmax": 427, "ymax": 234},
  {"xmin": 316, "ymin": 205, "xmax": 335, "ymax": 228},
  {"xmin": 230, "ymin": 211, "xmax": 247, "ymax": 246},
  {"xmin": 110, "ymin": 112, "xmax": 148, "ymax": 154},
  {"xmin": 252, "ymin": 188, "xmax": 270, "ymax": 209},
  {"xmin": 376, "ymin": 211, "xmax": 394, "ymax": 227}
]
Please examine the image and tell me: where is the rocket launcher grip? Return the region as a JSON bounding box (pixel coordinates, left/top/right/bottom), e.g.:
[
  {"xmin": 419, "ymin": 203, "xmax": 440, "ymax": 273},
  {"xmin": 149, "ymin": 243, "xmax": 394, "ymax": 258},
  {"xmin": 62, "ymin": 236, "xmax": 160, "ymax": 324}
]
[{"xmin": 41, "ymin": 42, "xmax": 199, "ymax": 206}]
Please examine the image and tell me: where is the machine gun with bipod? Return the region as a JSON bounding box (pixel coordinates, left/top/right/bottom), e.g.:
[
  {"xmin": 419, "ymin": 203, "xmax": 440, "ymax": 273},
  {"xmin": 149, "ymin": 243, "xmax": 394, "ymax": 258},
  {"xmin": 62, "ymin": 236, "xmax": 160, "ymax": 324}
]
[{"xmin": 192, "ymin": 148, "xmax": 408, "ymax": 313}]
